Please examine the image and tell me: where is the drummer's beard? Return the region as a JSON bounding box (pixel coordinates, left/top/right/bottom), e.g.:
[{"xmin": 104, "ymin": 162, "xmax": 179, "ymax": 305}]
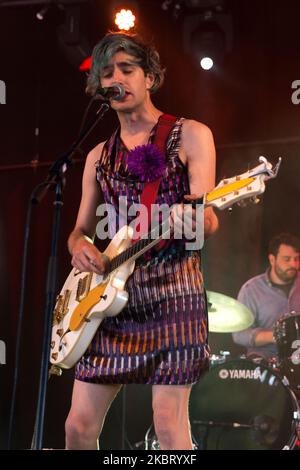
[{"xmin": 274, "ymin": 265, "xmax": 297, "ymax": 283}]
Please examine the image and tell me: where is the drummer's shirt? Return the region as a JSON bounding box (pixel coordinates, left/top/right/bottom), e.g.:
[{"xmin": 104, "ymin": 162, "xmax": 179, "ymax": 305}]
[
  {"xmin": 270, "ymin": 280, "xmax": 294, "ymax": 297},
  {"xmin": 232, "ymin": 270, "xmax": 300, "ymax": 359}
]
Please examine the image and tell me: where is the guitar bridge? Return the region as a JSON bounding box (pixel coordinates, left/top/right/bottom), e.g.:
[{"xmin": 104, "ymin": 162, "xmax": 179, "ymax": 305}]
[{"xmin": 76, "ymin": 273, "xmax": 93, "ymax": 302}]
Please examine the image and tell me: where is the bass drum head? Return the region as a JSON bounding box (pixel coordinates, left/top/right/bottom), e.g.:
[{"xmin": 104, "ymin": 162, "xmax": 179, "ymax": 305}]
[{"xmin": 190, "ymin": 358, "xmax": 299, "ymax": 450}]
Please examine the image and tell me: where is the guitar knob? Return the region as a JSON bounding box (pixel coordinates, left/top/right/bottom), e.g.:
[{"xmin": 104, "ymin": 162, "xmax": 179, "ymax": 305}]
[
  {"xmin": 49, "ymin": 365, "xmax": 62, "ymax": 377},
  {"xmin": 237, "ymin": 200, "xmax": 248, "ymax": 208}
]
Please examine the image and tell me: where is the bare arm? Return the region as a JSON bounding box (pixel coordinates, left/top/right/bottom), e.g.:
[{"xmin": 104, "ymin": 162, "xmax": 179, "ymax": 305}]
[
  {"xmin": 233, "ymin": 285, "xmax": 275, "ymax": 347},
  {"xmin": 180, "ymin": 119, "xmax": 219, "ymax": 237},
  {"xmin": 252, "ymin": 330, "xmax": 275, "ymax": 346},
  {"xmin": 68, "ymin": 142, "xmax": 108, "ymax": 274}
]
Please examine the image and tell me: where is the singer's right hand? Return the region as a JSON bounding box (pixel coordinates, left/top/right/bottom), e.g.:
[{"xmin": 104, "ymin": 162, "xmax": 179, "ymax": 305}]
[{"xmin": 71, "ymin": 238, "xmax": 108, "ymax": 275}]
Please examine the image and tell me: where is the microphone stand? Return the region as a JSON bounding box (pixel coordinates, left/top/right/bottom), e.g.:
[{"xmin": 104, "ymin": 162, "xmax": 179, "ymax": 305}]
[{"xmin": 29, "ymin": 101, "xmax": 110, "ymax": 450}]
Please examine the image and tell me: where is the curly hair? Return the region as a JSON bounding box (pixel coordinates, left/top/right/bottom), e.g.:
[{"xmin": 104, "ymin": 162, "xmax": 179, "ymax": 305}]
[
  {"xmin": 268, "ymin": 233, "xmax": 300, "ymax": 256},
  {"xmin": 86, "ymin": 32, "xmax": 165, "ymax": 96}
]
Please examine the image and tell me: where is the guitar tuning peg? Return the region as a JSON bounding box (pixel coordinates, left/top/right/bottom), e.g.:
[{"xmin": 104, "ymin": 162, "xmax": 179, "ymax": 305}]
[
  {"xmin": 251, "ymin": 196, "xmax": 260, "ymax": 204},
  {"xmin": 237, "ymin": 199, "xmax": 248, "ymax": 208}
]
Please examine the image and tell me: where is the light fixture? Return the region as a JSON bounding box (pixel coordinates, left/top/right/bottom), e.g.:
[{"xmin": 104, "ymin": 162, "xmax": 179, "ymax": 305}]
[
  {"xmin": 182, "ymin": 7, "xmax": 232, "ymax": 71},
  {"xmin": 56, "ymin": 3, "xmax": 91, "ymax": 69},
  {"xmin": 190, "ymin": 16, "xmax": 225, "ymax": 70},
  {"xmin": 200, "ymin": 57, "xmax": 213, "ymax": 70},
  {"xmin": 36, "ymin": 5, "xmax": 49, "ymax": 21},
  {"xmin": 115, "ymin": 8, "xmax": 136, "ymax": 31},
  {"xmin": 111, "ymin": 1, "xmax": 138, "ymax": 31}
]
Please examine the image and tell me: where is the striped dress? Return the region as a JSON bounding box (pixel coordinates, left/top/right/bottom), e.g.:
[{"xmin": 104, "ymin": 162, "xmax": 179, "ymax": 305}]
[{"xmin": 75, "ymin": 117, "xmax": 210, "ymax": 385}]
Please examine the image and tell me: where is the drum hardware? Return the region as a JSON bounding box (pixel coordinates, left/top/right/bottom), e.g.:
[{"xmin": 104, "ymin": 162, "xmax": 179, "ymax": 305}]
[
  {"xmin": 144, "ymin": 424, "xmax": 160, "ymax": 451},
  {"xmin": 209, "ymin": 351, "xmax": 230, "ymax": 366},
  {"xmin": 143, "ymin": 423, "xmax": 198, "ymax": 450},
  {"xmin": 273, "ymin": 312, "xmax": 300, "ymax": 399},
  {"xmin": 193, "ymin": 415, "xmax": 279, "ymax": 446},
  {"xmin": 189, "ymin": 358, "xmax": 300, "ymax": 450},
  {"xmin": 139, "ymin": 356, "xmax": 300, "ymax": 450},
  {"xmin": 138, "ymin": 308, "xmax": 300, "ymax": 451}
]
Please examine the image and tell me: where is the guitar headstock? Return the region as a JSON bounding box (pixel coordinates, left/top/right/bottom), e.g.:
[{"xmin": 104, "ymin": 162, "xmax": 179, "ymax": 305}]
[{"xmin": 206, "ymin": 156, "xmax": 282, "ymax": 210}]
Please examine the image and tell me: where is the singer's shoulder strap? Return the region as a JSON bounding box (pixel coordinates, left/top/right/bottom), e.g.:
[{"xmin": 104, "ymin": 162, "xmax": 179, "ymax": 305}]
[
  {"xmin": 153, "ymin": 114, "xmax": 178, "ymax": 155},
  {"xmin": 131, "ymin": 114, "xmax": 177, "ymax": 243}
]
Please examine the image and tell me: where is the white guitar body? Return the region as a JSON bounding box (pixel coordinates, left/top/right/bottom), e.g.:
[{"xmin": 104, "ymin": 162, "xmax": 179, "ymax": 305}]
[{"xmin": 50, "ymin": 225, "xmax": 135, "ymax": 369}]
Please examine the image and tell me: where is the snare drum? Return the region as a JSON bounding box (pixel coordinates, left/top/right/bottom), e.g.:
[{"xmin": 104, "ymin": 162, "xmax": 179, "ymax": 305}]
[
  {"xmin": 273, "ymin": 312, "xmax": 300, "ymax": 397},
  {"xmin": 189, "ymin": 358, "xmax": 300, "ymax": 450}
]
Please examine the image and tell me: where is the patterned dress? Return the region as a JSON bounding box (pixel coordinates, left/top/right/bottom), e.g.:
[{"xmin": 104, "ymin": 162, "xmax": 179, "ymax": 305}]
[{"xmin": 75, "ymin": 117, "xmax": 210, "ymax": 385}]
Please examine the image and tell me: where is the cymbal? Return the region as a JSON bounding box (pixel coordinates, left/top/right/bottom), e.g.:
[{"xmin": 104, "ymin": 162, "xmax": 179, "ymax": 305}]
[{"xmin": 207, "ymin": 291, "xmax": 254, "ymax": 333}]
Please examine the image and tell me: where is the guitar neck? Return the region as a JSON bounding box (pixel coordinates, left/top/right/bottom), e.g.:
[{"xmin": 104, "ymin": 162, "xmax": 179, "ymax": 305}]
[
  {"xmin": 106, "ymin": 176, "xmax": 264, "ymax": 274},
  {"xmin": 107, "ymin": 222, "xmax": 172, "ymax": 274},
  {"xmin": 107, "ymin": 199, "xmax": 210, "ymax": 274}
]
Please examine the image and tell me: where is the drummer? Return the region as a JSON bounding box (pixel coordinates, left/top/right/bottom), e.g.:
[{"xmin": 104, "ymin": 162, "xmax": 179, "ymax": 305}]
[{"xmin": 232, "ymin": 233, "xmax": 300, "ymax": 360}]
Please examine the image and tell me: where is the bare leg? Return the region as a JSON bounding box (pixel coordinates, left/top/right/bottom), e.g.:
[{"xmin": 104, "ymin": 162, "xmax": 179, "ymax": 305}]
[
  {"xmin": 65, "ymin": 379, "xmax": 122, "ymax": 450},
  {"xmin": 152, "ymin": 384, "xmax": 193, "ymax": 450}
]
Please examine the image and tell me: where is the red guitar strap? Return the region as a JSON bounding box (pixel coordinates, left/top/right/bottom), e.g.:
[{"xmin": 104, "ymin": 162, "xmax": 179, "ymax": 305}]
[{"xmin": 132, "ymin": 114, "xmax": 177, "ymax": 242}]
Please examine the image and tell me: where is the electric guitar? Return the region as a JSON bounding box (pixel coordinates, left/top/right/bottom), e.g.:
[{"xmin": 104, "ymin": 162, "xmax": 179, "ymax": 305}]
[{"xmin": 50, "ymin": 156, "xmax": 281, "ymax": 369}]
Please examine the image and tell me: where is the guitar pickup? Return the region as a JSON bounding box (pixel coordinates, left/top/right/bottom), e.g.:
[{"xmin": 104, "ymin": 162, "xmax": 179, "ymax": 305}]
[{"xmin": 76, "ymin": 274, "xmax": 93, "ymax": 302}]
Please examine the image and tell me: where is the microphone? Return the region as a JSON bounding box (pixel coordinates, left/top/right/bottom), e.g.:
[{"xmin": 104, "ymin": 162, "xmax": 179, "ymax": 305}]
[{"xmin": 96, "ymin": 84, "xmax": 126, "ymax": 101}]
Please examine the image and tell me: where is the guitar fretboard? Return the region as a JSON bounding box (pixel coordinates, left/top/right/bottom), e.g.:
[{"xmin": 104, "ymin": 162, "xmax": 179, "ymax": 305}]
[{"xmin": 107, "ymin": 222, "xmax": 171, "ymax": 274}]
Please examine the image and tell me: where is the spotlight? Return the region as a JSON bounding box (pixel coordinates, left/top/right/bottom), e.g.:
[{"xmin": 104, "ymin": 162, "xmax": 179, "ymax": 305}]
[
  {"xmin": 79, "ymin": 56, "xmax": 92, "ymax": 72},
  {"xmin": 115, "ymin": 8, "xmax": 136, "ymax": 31},
  {"xmin": 200, "ymin": 57, "xmax": 213, "ymax": 70},
  {"xmin": 190, "ymin": 18, "xmax": 225, "ymax": 70},
  {"xmin": 111, "ymin": 1, "xmax": 138, "ymax": 31},
  {"xmin": 36, "ymin": 6, "xmax": 49, "ymax": 21},
  {"xmin": 183, "ymin": 9, "xmax": 232, "ymax": 71}
]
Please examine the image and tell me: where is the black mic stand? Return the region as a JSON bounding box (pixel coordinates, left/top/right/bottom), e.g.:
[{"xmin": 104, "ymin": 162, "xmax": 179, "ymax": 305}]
[{"xmin": 28, "ymin": 101, "xmax": 110, "ymax": 450}]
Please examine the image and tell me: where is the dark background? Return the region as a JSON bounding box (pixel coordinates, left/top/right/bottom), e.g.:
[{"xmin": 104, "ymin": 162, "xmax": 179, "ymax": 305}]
[{"xmin": 0, "ymin": 0, "xmax": 300, "ymax": 450}]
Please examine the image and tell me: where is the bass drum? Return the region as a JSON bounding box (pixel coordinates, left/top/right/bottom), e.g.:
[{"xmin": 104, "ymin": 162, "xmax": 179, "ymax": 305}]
[
  {"xmin": 190, "ymin": 358, "xmax": 300, "ymax": 450},
  {"xmin": 273, "ymin": 312, "xmax": 300, "ymax": 398}
]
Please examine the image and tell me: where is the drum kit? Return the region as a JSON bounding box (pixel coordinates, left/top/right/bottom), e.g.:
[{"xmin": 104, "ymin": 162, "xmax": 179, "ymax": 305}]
[{"xmin": 145, "ymin": 292, "xmax": 300, "ymax": 450}]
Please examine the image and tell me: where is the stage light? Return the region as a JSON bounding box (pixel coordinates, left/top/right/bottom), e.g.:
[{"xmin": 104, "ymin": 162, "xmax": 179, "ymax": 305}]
[
  {"xmin": 183, "ymin": 9, "xmax": 232, "ymax": 71},
  {"xmin": 200, "ymin": 57, "xmax": 213, "ymax": 70},
  {"xmin": 57, "ymin": 4, "xmax": 91, "ymax": 70},
  {"xmin": 111, "ymin": 1, "xmax": 138, "ymax": 31},
  {"xmin": 115, "ymin": 8, "xmax": 136, "ymax": 31},
  {"xmin": 36, "ymin": 6, "xmax": 49, "ymax": 21},
  {"xmin": 79, "ymin": 56, "xmax": 92, "ymax": 72},
  {"xmin": 191, "ymin": 19, "xmax": 225, "ymax": 70}
]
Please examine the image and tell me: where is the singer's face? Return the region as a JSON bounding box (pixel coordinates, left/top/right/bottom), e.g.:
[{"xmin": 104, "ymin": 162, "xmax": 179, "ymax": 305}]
[{"xmin": 99, "ymin": 51, "xmax": 154, "ymax": 111}]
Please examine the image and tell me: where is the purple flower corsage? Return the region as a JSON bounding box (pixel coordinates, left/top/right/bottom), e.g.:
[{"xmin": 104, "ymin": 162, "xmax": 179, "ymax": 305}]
[{"xmin": 127, "ymin": 143, "xmax": 165, "ymax": 182}]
